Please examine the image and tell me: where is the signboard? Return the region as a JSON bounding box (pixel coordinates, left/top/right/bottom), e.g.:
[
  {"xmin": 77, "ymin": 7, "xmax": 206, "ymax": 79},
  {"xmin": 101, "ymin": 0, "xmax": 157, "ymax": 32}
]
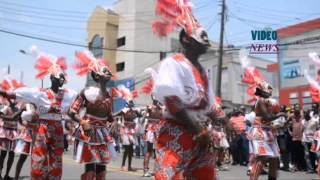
[{"xmin": 113, "ymin": 79, "xmax": 135, "ymax": 113}]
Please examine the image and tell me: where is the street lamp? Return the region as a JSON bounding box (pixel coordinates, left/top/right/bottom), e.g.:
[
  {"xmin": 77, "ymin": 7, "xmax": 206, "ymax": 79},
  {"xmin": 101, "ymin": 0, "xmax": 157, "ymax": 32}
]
[{"xmin": 19, "ymin": 49, "xmax": 44, "ymax": 88}]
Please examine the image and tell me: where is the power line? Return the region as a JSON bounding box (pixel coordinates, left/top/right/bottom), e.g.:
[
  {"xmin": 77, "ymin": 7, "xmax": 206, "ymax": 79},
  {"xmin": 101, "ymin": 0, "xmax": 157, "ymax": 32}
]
[
  {"xmin": 231, "ymin": 0, "xmax": 319, "ymax": 16},
  {"xmin": 1, "ymin": 24, "xmax": 319, "ymax": 54},
  {"xmin": 0, "ymin": 0, "xmax": 210, "ymax": 19},
  {"xmin": 0, "ymin": 29, "xmax": 176, "ymax": 54},
  {"xmin": 0, "ymin": 16, "xmax": 157, "ymax": 32}
]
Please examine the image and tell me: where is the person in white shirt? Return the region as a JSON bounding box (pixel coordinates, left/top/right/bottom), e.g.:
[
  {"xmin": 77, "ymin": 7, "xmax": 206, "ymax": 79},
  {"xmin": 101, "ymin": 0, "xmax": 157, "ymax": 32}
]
[{"xmin": 302, "ymin": 107, "xmax": 319, "ymax": 173}]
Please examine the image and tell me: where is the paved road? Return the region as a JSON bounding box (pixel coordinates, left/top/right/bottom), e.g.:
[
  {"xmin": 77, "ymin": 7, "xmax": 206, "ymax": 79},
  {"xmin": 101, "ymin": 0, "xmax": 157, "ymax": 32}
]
[{"xmin": 3, "ymin": 149, "xmax": 318, "ymax": 180}]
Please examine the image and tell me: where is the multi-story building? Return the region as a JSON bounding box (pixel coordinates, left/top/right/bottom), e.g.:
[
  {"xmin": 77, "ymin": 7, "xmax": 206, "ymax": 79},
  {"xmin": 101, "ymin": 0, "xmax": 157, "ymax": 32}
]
[
  {"xmin": 87, "ymin": 1, "xmax": 179, "ymax": 112},
  {"xmin": 277, "ymin": 18, "xmax": 320, "ymax": 109}
]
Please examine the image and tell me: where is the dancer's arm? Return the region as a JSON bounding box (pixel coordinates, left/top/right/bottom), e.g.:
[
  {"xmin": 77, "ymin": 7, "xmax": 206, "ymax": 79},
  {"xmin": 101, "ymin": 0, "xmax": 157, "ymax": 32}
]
[
  {"xmin": 164, "ymin": 96, "xmax": 202, "ymax": 134},
  {"xmin": 0, "ymin": 105, "xmax": 24, "ymax": 121},
  {"xmin": 68, "ymin": 91, "xmax": 85, "ymax": 123},
  {"xmin": 0, "ymin": 90, "xmax": 16, "ymax": 99},
  {"xmin": 257, "ymin": 99, "xmax": 285, "ymax": 122}
]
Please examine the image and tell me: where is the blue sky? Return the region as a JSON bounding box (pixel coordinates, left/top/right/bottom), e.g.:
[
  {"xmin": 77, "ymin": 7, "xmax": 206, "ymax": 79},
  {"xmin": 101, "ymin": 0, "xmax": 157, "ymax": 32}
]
[{"xmin": 0, "ymin": 0, "xmax": 319, "ymax": 91}]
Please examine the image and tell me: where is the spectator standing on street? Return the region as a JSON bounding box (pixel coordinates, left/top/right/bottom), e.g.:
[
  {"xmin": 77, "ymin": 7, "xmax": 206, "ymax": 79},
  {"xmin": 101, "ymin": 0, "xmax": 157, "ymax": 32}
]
[
  {"xmin": 302, "ymin": 105, "xmax": 319, "ymax": 173},
  {"xmin": 273, "ymin": 105, "xmax": 290, "ymax": 171},
  {"xmin": 289, "ymin": 104, "xmax": 306, "ymax": 171},
  {"xmin": 229, "ymin": 108, "xmax": 248, "ymax": 166}
]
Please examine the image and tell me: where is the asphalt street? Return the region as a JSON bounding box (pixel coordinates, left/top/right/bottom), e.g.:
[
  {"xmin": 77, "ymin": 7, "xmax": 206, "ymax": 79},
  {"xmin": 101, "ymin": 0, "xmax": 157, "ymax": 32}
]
[{"xmin": 2, "ymin": 149, "xmax": 318, "ymax": 180}]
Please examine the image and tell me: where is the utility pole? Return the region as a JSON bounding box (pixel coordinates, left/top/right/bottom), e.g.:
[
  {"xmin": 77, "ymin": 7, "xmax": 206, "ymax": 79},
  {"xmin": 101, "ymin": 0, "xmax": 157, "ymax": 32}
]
[
  {"xmin": 20, "ymin": 71, "xmax": 24, "ymax": 84},
  {"xmin": 7, "ymin": 65, "xmax": 10, "ymax": 74},
  {"xmin": 216, "ymin": 0, "xmax": 226, "ymax": 97}
]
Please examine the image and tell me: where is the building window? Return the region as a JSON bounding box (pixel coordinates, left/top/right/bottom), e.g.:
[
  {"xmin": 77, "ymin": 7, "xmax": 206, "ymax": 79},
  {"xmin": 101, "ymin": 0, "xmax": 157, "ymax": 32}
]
[
  {"xmin": 117, "ymin": 37, "xmax": 126, "ymax": 47},
  {"xmin": 116, "ymin": 62, "xmax": 125, "ymax": 72},
  {"xmin": 89, "ymin": 35, "xmax": 103, "ymax": 58}
]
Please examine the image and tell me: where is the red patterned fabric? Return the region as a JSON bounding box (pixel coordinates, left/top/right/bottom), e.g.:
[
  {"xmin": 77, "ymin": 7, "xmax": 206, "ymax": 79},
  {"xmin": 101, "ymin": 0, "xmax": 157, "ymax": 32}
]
[
  {"xmin": 155, "ymin": 120, "xmax": 217, "ymax": 180},
  {"xmin": 69, "ymin": 95, "xmax": 84, "ymax": 113},
  {"xmin": 31, "ymin": 120, "xmax": 64, "ymax": 179},
  {"xmin": 71, "ymin": 91, "xmax": 113, "ymax": 165},
  {"xmin": 230, "ymin": 116, "xmax": 246, "ymax": 135},
  {"xmin": 30, "ymin": 88, "xmax": 66, "ymax": 179},
  {"xmin": 0, "ymin": 105, "xmax": 18, "ymax": 151},
  {"xmin": 164, "ymin": 96, "xmax": 181, "ymax": 115}
]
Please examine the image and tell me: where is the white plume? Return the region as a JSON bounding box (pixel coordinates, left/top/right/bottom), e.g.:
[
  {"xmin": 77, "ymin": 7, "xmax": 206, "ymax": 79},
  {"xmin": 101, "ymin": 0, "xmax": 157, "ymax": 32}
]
[
  {"xmin": 144, "ymin": 68, "xmax": 157, "ymax": 80},
  {"xmin": 30, "ymin": 45, "xmax": 39, "ymax": 57},
  {"xmin": 304, "ymin": 69, "xmax": 320, "ymax": 90},
  {"xmin": 84, "ymin": 87, "xmax": 100, "ymax": 103},
  {"xmin": 239, "ymin": 49, "xmax": 250, "ymax": 69},
  {"xmin": 239, "ymin": 49, "xmax": 255, "ymax": 73},
  {"xmin": 309, "ymin": 52, "xmax": 320, "ymax": 66}
]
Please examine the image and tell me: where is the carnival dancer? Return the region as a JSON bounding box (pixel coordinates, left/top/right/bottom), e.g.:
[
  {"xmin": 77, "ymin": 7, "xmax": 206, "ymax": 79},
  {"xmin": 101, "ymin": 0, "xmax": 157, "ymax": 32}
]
[
  {"xmin": 14, "ymin": 103, "xmax": 38, "ymax": 180},
  {"xmin": 305, "ymin": 52, "xmax": 320, "ymax": 178},
  {"xmin": 150, "ymin": 0, "xmax": 217, "ymax": 179},
  {"xmin": 68, "ymin": 50, "xmax": 115, "ymax": 180},
  {"xmin": 119, "ymin": 100, "xmax": 140, "ymax": 171},
  {"xmin": 210, "ymin": 97, "xmax": 230, "ymax": 171},
  {"xmin": 140, "ymin": 74, "xmax": 162, "ymax": 177},
  {"xmin": 3, "ymin": 81, "xmax": 39, "ymax": 180},
  {"xmin": 111, "ymin": 84, "xmax": 139, "ymax": 171},
  {"xmin": 0, "ymin": 51, "xmax": 77, "ymax": 180},
  {"xmin": 143, "ymin": 99, "xmax": 162, "ymax": 177},
  {"xmin": 0, "ymin": 79, "xmax": 25, "ymax": 180},
  {"xmin": 229, "ymin": 107, "xmax": 249, "ymax": 166},
  {"xmin": 240, "ymin": 50, "xmax": 285, "ymax": 180}
]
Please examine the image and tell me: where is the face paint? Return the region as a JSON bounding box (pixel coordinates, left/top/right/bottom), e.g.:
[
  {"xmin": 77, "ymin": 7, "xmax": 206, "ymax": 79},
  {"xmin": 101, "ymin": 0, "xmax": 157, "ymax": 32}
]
[{"xmin": 192, "ymin": 28, "xmax": 211, "ymax": 47}]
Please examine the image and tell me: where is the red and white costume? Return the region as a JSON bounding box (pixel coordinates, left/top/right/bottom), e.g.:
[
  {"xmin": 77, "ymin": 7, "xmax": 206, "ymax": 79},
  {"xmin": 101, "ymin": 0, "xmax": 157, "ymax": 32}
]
[
  {"xmin": 305, "ymin": 52, "xmax": 320, "ymax": 178},
  {"xmin": 15, "ymin": 87, "xmax": 76, "ymax": 179},
  {"xmin": 151, "ymin": 0, "xmax": 216, "ymax": 178},
  {"xmin": 246, "ymin": 99, "xmax": 280, "ymax": 158},
  {"xmin": 144, "ymin": 105, "xmax": 161, "ymax": 145},
  {"xmin": 0, "ymin": 103, "xmax": 18, "ymax": 152},
  {"xmin": 113, "ymin": 84, "xmax": 139, "ymax": 146},
  {"xmin": 152, "ymin": 54, "xmax": 216, "ymax": 180},
  {"xmin": 0, "ymin": 79, "xmax": 25, "ymax": 152},
  {"xmin": 71, "ymin": 51, "xmax": 115, "ymax": 166},
  {"xmin": 15, "ymin": 103, "xmax": 38, "ymax": 155},
  {"xmin": 210, "ymin": 97, "xmax": 229, "ymax": 149},
  {"xmin": 119, "ymin": 108, "xmax": 138, "ymax": 146},
  {"xmin": 240, "ymin": 50, "xmax": 280, "ymax": 180},
  {"xmin": 70, "ymin": 87, "xmax": 113, "ymax": 164},
  {"xmin": 12, "ymin": 52, "xmax": 77, "ymax": 180}
]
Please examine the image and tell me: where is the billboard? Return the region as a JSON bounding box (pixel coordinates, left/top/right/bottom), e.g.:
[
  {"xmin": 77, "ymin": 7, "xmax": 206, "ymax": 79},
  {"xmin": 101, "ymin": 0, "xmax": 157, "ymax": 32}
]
[
  {"xmin": 279, "ymin": 58, "xmax": 316, "ymax": 88},
  {"xmin": 111, "ymin": 79, "xmax": 135, "ymax": 113}
]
